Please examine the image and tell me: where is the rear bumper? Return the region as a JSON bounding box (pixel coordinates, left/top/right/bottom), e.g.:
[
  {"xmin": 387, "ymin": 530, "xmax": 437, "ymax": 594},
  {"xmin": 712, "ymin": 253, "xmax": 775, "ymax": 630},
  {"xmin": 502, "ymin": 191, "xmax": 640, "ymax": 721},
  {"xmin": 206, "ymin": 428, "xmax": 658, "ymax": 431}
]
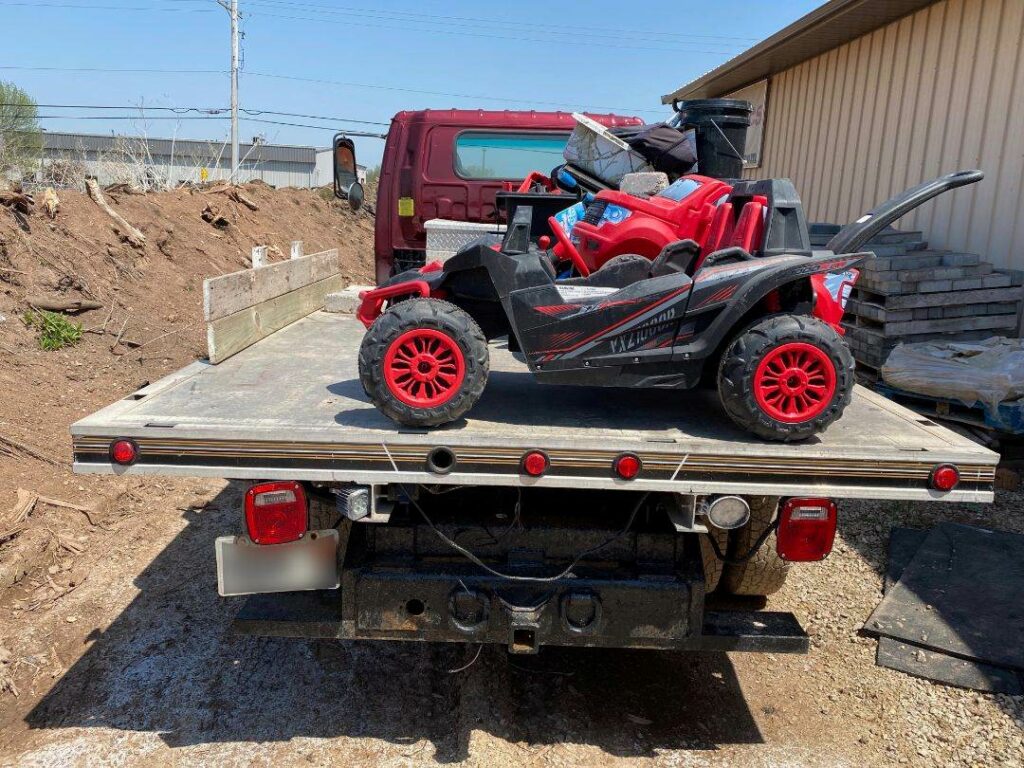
[{"xmin": 230, "ymin": 565, "xmax": 809, "ymax": 654}]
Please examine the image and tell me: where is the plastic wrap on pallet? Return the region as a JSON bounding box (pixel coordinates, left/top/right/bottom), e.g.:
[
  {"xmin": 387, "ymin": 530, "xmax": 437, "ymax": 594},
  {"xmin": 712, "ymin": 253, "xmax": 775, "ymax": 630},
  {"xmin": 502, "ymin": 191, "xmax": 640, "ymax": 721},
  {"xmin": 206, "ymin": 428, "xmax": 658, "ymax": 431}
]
[{"xmin": 881, "ymin": 337, "xmax": 1024, "ymax": 410}]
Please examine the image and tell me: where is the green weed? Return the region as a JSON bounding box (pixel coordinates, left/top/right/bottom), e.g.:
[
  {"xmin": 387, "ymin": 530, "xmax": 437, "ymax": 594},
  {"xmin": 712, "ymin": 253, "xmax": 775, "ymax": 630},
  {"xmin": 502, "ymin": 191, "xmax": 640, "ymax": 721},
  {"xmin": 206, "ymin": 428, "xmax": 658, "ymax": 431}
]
[{"xmin": 23, "ymin": 309, "xmax": 84, "ymax": 351}]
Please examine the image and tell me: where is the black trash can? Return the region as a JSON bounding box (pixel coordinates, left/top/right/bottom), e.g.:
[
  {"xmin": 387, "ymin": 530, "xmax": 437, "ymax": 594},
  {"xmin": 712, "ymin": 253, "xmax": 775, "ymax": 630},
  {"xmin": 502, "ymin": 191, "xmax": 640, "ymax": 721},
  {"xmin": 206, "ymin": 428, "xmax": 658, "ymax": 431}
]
[{"xmin": 673, "ymin": 99, "xmax": 752, "ymax": 180}]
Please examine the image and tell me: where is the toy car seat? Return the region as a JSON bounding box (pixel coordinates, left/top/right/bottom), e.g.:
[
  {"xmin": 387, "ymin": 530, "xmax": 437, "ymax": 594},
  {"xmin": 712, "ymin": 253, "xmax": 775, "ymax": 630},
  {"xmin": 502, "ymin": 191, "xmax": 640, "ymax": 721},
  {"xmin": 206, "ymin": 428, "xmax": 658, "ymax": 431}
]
[{"xmin": 717, "ymin": 178, "xmax": 813, "ymax": 258}]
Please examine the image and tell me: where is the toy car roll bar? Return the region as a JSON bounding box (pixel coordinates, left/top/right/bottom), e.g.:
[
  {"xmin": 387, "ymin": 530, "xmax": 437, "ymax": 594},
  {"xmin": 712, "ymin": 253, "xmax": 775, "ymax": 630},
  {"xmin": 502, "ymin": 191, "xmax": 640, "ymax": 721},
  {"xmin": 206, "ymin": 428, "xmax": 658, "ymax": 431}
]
[{"xmin": 826, "ymin": 170, "xmax": 984, "ymax": 255}]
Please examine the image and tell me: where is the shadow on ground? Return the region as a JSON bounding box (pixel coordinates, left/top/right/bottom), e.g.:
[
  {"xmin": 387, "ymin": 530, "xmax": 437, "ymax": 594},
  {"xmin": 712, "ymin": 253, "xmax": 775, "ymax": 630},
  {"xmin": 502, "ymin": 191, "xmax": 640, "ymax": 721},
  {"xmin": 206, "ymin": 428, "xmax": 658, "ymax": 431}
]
[{"xmin": 26, "ymin": 483, "xmax": 763, "ymax": 762}]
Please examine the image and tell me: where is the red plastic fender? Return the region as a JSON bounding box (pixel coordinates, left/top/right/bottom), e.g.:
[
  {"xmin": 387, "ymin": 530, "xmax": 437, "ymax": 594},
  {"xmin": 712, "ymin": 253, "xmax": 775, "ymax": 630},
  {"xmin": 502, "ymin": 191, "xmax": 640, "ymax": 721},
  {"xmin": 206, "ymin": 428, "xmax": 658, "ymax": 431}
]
[
  {"xmin": 810, "ymin": 269, "xmax": 860, "ymax": 334},
  {"xmin": 356, "ymin": 280, "xmax": 432, "ymax": 328}
]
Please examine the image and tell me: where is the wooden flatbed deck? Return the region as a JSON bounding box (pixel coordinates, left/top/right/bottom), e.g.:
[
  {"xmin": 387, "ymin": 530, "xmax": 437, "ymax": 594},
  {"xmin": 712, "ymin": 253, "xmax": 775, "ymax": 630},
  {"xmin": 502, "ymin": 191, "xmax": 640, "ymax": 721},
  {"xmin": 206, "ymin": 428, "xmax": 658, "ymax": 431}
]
[{"xmin": 72, "ymin": 312, "xmax": 997, "ymax": 501}]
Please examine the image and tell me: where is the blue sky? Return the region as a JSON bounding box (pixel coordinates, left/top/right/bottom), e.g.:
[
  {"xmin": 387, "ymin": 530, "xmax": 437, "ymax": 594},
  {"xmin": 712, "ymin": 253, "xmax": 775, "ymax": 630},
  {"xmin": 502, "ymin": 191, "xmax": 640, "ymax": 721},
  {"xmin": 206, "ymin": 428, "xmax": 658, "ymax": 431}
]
[{"xmin": 0, "ymin": 0, "xmax": 820, "ymax": 166}]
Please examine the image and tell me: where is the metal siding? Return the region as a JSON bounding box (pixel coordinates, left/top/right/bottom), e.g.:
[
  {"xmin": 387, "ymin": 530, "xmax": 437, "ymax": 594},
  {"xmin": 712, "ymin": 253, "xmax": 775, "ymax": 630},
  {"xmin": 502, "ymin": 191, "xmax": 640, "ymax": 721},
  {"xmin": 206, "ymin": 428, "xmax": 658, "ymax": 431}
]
[
  {"xmin": 41, "ymin": 134, "xmax": 317, "ymax": 187},
  {"xmin": 744, "ymin": 0, "xmax": 1022, "ymax": 269},
  {"xmin": 41, "ymin": 132, "xmax": 316, "ymax": 164}
]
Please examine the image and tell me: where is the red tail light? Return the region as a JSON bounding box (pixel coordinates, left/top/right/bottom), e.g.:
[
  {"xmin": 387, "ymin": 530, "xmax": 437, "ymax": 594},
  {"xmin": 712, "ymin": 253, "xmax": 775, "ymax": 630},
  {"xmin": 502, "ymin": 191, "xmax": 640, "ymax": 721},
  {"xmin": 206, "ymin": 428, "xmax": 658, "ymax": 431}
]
[
  {"xmin": 110, "ymin": 439, "xmax": 138, "ymax": 466},
  {"xmin": 930, "ymin": 464, "xmax": 960, "ymax": 492},
  {"xmin": 245, "ymin": 481, "xmax": 307, "ymax": 545},
  {"xmin": 521, "ymin": 450, "xmax": 549, "ymax": 477},
  {"xmin": 613, "ymin": 453, "xmax": 642, "ymax": 480},
  {"xmin": 776, "ymin": 498, "xmax": 837, "ymax": 562}
]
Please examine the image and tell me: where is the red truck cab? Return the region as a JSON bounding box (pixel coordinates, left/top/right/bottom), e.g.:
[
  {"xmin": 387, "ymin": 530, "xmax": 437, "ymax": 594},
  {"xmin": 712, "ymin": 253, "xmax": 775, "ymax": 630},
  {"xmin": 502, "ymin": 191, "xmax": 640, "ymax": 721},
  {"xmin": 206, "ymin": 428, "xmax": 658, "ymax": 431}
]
[{"xmin": 372, "ymin": 109, "xmax": 641, "ymax": 284}]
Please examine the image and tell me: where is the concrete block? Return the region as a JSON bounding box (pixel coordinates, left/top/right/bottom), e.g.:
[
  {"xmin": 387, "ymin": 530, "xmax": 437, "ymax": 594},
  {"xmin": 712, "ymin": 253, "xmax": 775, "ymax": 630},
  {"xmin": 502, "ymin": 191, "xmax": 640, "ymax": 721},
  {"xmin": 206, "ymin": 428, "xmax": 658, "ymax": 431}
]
[
  {"xmin": 940, "ymin": 253, "xmax": 982, "ymax": 267},
  {"xmin": 863, "ymin": 254, "xmax": 943, "ymax": 272},
  {"xmin": 980, "ymin": 274, "xmax": 1012, "ymax": 288},
  {"xmin": 867, "ymin": 242, "xmax": 928, "ymax": 257},
  {"xmin": 871, "ymin": 231, "xmax": 925, "ymax": 244},
  {"xmin": 620, "ymin": 172, "xmax": 670, "ymax": 197},
  {"xmin": 918, "ymin": 279, "xmax": 954, "ymax": 293},
  {"xmin": 325, "ymin": 285, "xmax": 373, "ymax": 314},
  {"xmin": 867, "ymin": 265, "xmax": 992, "ymax": 282}
]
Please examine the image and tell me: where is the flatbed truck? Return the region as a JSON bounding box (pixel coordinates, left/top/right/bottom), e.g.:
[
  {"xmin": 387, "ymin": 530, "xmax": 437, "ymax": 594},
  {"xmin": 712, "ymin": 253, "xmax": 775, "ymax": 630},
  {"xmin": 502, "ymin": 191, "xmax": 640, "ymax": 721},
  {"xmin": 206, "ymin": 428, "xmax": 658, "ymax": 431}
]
[{"xmin": 72, "ymin": 309, "xmax": 997, "ymax": 655}]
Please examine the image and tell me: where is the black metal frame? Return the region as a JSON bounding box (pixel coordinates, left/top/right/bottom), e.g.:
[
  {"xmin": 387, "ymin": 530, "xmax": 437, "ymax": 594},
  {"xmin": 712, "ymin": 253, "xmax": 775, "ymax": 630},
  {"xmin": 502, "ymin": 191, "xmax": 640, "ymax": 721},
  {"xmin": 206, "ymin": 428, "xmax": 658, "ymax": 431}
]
[{"xmin": 230, "ymin": 494, "xmax": 810, "ymax": 655}]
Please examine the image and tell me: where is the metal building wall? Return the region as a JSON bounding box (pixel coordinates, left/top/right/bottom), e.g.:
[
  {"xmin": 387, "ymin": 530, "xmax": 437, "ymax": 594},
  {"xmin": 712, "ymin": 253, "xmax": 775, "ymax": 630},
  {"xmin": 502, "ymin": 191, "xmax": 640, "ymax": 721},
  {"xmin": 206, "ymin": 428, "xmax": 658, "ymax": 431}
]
[
  {"xmin": 749, "ymin": 0, "xmax": 1024, "ymax": 269},
  {"xmin": 39, "ymin": 133, "xmax": 318, "ymax": 188}
]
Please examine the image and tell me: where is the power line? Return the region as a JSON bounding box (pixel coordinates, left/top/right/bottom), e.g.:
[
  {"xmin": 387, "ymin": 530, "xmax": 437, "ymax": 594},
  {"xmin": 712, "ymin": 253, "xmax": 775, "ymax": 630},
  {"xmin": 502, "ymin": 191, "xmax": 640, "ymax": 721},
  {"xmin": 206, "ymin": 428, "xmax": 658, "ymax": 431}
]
[
  {"xmin": 27, "ymin": 113, "xmax": 387, "ymax": 137},
  {"xmin": 241, "ymin": 117, "xmax": 385, "ymax": 137},
  {"xmin": 0, "ymin": 65, "xmax": 666, "ymax": 114},
  {"xmin": 0, "ymin": 102, "xmax": 391, "ymax": 126},
  {"xmin": 246, "ymin": 72, "xmax": 665, "ymax": 115},
  {"xmin": 0, "ymin": 65, "xmax": 226, "ymax": 75},
  {"xmin": 0, "ymin": 0, "xmax": 750, "ymax": 52},
  {"xmin": 35, "ymin": 114, "xmax": 227, "ymax": 120},
  {"xmin": 7, "ymin": 103, "xmax": 226, "ymax": 113},
  {"xmin": 246, "ymin": 9, "xmax": 745, "ymax": 56},
  {"xmin": 241, "ymin": 108, "xmax": 388, "ymax": 126},
  {"xmin": 0, "ymin": 1, "xmax": 215, "ymax": 11},
  {"xmin": 218, "ymin": 0, "xmax": 760, "ymax": 44}
]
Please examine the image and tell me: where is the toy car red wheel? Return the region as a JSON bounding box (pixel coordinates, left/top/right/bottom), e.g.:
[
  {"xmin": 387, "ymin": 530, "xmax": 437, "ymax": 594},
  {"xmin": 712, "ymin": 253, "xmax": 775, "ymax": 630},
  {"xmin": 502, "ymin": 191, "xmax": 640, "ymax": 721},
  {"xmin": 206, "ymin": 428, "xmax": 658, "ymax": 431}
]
[
  {"xmin": 717, "ymin": 315, "xmax": 853, "ymax": 442},
  {"xmin": 383, "ymin": 328, "xmax": 466, "ymax": 407},
  {"xmin": 752, "ymin": 342, "xmax": 837, "ymax": 423},
  {"xmin": 358, "ymin": 298, "xmax": 489, "ymax": 428}
]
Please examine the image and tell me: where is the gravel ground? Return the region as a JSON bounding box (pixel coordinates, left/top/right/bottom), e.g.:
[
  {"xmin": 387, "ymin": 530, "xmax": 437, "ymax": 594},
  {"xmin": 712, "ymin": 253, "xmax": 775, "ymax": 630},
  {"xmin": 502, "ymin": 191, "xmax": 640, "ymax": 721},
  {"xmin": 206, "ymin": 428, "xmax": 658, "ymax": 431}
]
[{"xmin": 0, "ymin": 481, "xmax": 1022, "ymax": 767}]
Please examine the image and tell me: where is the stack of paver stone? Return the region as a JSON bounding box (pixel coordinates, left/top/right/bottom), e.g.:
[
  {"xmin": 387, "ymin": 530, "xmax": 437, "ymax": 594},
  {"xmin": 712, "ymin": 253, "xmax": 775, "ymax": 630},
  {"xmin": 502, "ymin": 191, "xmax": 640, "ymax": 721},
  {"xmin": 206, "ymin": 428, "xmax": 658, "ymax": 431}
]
[{"xmin": 810, "ymin": 225, "xmax": 1024, "ymax": 377}]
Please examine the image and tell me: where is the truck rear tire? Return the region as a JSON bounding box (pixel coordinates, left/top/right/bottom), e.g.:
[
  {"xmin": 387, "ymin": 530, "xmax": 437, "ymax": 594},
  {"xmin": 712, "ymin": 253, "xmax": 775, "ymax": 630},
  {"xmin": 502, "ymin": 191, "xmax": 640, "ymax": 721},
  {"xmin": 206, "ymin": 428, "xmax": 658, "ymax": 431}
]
[
  {"xmin": 717, "ymin": 314, "xmax": 853, "ymax": 442},
  {"xmin": 359, "ymin": 298, "xmax": 489, "ymax": 427},
  {"xmin": 701, "ymin": 525, "xmax": 730, "ymax": 593},
  {"xmin": 721, "ymin": 496, "xmax": 790, "ymax": 596}
]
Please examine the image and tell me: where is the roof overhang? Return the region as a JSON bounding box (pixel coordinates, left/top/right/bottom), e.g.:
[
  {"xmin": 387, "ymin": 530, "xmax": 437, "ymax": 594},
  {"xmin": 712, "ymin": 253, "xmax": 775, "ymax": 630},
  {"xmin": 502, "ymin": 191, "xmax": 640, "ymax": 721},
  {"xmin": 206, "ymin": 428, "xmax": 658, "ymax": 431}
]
[{"xmin": 662, "ymin": 0, "xmax": 938, "ymax": 103}]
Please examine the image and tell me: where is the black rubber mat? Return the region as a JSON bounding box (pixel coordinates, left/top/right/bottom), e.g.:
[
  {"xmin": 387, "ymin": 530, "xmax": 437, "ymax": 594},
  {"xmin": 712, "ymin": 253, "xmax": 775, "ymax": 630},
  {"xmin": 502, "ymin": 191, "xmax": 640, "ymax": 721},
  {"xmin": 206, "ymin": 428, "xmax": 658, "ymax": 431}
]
[
  {"xmin": 876, "ymin": 637, "xmax": 1022, "ymax": 694},
  {"xmin": 867, "ymin": 523, "xmax": 1024, "ymax": 693},
  {"xmin": 883, "ymin": 527, "xmax": 928, "ymax": 594}
]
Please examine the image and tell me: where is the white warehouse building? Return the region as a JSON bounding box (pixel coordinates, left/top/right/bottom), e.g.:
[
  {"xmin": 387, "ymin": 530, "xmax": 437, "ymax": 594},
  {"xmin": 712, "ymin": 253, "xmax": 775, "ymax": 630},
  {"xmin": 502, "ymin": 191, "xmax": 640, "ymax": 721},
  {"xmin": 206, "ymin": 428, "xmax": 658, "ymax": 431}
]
[{"xmin": 38, "ymin": 131, "xmax": 359, "ymax": 189}]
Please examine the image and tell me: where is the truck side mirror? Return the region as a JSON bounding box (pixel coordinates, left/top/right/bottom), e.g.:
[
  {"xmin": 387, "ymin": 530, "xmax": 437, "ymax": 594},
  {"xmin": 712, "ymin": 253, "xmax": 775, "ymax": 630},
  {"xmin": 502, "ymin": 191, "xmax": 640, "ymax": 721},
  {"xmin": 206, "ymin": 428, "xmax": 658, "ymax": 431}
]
[{"xmin": 333, "ymin": 134, "xmax": 363, "ymax": 211}]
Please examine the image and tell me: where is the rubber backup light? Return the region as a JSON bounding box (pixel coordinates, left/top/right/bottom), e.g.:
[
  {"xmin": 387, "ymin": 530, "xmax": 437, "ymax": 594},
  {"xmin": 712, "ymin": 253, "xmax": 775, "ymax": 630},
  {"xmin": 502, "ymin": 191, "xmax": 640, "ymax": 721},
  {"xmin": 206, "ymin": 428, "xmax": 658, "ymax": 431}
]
[
  {"xmin": 776, "ymin": 498, "xmax": 837, "ymax": 562},
  {"xmin": 706, "ymin": 495, "xmax": 750, "ymax": 530},
  {"xmin": 613, "ymin": 453, "xmax": 642, "ymax": 480},
  {"xmin": 930, "ymin": 464, "xmax": 960, "ymax": 492},
  {"xmin": 110, "ymin": 439, "xmax": 138, "ymax": 466},
  {"xmin": 521, "ymin": 450, "xmax": 549, "ymax": 477},
  {"xmin": 245, "ymin": 481, "xmax": 307, "ymax": 545}
]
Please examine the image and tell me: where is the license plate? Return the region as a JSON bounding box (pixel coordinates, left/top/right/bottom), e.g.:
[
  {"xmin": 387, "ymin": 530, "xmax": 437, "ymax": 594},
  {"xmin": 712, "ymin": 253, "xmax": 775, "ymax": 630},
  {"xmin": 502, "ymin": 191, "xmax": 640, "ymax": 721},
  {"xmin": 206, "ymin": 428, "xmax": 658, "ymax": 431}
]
[{"xmin": 216, "ymin": 530, "xmax": 340, "ymax": 597}]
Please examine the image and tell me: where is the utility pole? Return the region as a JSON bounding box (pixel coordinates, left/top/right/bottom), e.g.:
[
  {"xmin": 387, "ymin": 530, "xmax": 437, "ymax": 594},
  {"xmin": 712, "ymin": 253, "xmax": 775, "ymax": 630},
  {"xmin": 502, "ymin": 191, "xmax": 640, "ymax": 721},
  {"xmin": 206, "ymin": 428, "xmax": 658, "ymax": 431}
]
[{"xmin": 218, "ymin": 0, "xmax": 240, "ymax": 184}]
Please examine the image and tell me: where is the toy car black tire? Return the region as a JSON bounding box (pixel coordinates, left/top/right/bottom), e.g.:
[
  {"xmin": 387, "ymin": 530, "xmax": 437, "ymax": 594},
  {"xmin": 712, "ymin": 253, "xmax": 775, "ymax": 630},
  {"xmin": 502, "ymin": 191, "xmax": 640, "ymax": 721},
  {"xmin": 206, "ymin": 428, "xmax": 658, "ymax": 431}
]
[
  {"xmin": 717, "ymin": 314, "xmax": 853, "ymax": 442},
  {"xmin": 359, "ymin": 297, "xmax": 489, "ymax": 427}
]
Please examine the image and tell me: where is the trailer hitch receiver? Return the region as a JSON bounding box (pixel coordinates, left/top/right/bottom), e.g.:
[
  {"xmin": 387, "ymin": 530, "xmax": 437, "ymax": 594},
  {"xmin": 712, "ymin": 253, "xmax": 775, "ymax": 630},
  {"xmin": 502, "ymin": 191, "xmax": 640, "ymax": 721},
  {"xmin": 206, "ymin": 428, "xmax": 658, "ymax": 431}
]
[{"xmin": 499, "ymin": 592, "xmax": 552, "ymax": 654}]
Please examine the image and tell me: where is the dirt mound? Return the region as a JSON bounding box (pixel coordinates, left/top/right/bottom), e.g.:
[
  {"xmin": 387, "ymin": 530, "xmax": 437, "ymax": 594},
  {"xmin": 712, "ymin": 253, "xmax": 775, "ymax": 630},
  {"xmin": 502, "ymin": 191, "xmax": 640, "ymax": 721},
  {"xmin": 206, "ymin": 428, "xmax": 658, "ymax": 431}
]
[{"xmin": 0, "ymin": 182, "xmax": 373, "ymax": 595}]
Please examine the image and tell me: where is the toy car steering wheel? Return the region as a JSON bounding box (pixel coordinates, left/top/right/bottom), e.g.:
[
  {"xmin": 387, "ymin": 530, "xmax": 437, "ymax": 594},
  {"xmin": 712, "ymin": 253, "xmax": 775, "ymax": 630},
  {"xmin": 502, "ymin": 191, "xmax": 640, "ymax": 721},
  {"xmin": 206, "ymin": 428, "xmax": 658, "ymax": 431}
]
[{"xmin": 547, "ymin": 215, "xmax": 591, "ymax": 277}]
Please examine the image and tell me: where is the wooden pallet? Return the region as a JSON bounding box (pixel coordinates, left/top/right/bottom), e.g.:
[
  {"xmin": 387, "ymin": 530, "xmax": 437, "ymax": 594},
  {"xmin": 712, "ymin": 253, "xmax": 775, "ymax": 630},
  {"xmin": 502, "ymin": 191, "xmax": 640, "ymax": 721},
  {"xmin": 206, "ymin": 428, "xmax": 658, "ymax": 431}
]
[{"xmin": 873, "ymin": 382, "xmax": 1024, "ymax": 435}]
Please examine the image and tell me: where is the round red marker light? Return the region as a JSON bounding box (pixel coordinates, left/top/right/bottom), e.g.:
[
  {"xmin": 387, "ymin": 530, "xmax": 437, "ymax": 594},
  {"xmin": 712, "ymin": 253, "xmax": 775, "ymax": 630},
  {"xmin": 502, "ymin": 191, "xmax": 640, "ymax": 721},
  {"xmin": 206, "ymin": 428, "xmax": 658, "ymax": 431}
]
[
  {"xmin": 930, "ymin": 464, "xmax": 960, "ymax": 491},
  {"xmin": 613, "ymin": 453, "xmax": 642, "ymax": 480},
  {"xmin": 538, "ymin": 235, "xmax": 552, "ymax": 250},
  {"xmin": 521, "ymin": 450, "xmax": 549, "ymax": 477},
  {"xmin": 110, "ymin": 439, "xmax": 138, "ymax": 466}
]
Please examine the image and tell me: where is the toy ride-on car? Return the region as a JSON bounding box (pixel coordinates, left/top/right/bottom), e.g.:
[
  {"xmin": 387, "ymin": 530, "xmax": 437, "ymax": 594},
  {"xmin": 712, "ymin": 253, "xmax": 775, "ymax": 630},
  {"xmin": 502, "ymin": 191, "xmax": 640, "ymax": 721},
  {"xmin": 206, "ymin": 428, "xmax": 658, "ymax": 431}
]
[{"xmin": 355, "ymin": 170, "xmax": 982, "ymax": 441}]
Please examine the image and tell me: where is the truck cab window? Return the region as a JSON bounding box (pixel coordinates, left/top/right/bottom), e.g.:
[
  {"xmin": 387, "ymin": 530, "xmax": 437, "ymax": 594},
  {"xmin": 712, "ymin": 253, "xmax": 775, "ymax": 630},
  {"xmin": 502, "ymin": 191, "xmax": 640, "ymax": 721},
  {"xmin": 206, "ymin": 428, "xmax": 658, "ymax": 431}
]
[{"xmin": 454, "ymin": 132, "xmax": 568, "ymax": 180}]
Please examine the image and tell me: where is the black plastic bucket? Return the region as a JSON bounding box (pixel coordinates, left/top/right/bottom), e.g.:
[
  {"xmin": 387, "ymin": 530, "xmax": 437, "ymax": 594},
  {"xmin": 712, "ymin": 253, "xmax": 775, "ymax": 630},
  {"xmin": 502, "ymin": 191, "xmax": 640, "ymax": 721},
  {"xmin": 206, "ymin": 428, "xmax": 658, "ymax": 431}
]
[{"xmin": 674, "ymin": 99, "xmax": 752, "ymax": 180}]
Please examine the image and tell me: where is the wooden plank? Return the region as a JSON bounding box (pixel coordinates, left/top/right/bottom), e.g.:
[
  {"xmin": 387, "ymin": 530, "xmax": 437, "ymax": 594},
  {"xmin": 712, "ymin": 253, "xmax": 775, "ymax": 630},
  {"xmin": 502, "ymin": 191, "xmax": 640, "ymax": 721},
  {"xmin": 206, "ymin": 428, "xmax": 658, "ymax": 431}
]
[
  {"xmin": 203, "ymin": 249, "xmax": 339, "ymax": 322},
  {"xmin": 206, "ymin": 274, "xmax": 345, "ymax": 364}
]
